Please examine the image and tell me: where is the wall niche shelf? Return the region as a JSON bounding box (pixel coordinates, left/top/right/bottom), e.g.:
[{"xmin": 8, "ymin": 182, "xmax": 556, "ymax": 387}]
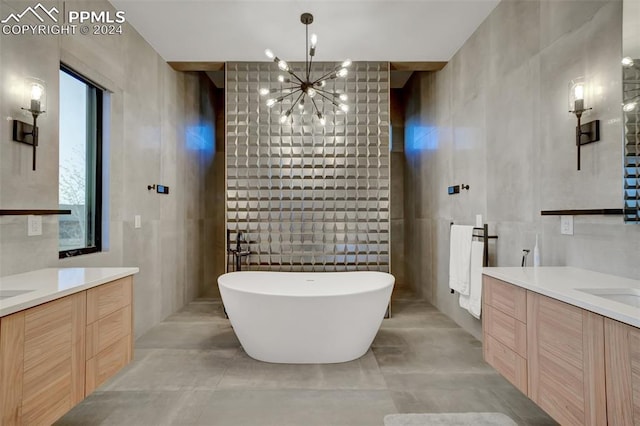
[
  {"xmin": 540, "ymin": 209, "xmax": 624, "ymax": 216},
  {"xmin": 0, "ymin": 209, "xmax": 71, "ymax": 216}
]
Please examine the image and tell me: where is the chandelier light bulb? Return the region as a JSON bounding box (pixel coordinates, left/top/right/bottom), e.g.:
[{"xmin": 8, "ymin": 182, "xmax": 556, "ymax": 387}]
[
  {"xmin": 318, "ymin": 81, "xmax": 326, "ymax": 87},
  {"xmin": 340, "ymin": 104, "xmax": 349, "ymax": 113},
  {"xmin": 622, "ymin": 57, "xmax": 634, "ymax": 67},
  {"xmin": 318, "ymin": 113, "xmax": 326, "ymax": 126},
  {"xmin": 339, "ymin": 94, "xmax": 348, "ymax": 101},
  {"xmin": 265, "ymin": 49, "xmax": 275, "ymax": 59},
  {"xmin": 298, "ymin": 99, "xmax": 305, "ymax": 110},
  {"xmin": 623, "ymin": 101, "xmax": 637, "ymax": 112},
  {"xmin": 310, "ymin": 34, "xmax": 318, "ymax": 47},
  {"xmin": 342, "ymin": 59, "xmax": 352, "ymax": 68},
  {"xmin": 337, "ymin": 68, "xmax": 348, "ymax": 78},
  {"xmin": 259, "ymin": 88, "xmax": 270, "ymax": 96},
  {"xmin": 279, "ymin": 111, "xmax": 291, "ymax": 123},
  {"xmin": 307, "ymin": 88, "xmax": 317, "ymax": 98},
  {"xmin": 266, "ymin": 98, "xmax": 277, "ymax": 107},
  {"xmin": 278, "ymin": 60, "xmax": 289, "ymax": 71},
  {"xmin": 278, "ymin": 75, "xmax": 285, "ymax": 83}
]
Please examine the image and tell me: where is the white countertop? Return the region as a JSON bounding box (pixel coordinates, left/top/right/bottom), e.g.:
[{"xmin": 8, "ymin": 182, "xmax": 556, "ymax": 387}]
[
  {"xmin": 0, "ymin": 267, "xmax": 139, "ymax": 317},
  {"xmin": 483, "ymin": 267, "xmax": 640, "ymax": 328}
]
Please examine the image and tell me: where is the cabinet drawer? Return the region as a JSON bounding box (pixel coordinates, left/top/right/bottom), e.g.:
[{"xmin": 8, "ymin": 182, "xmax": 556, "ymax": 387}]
[
  {"xmin": 485, "ymin": 334, "xmax": 527, "ymax": 394},
  {"xmin": 484, "ymin": 304, "xmax": 527, "ymax": 358},
  {"xmin": 87, "ymin": 277, "xmax": 132, "ymax": 324},
  {"xmin": 483, "ymin": 276, "xmax": 526, "ymax": 322},
  {"xmin": 86, "ymin": 305, "xmax": 132, "ymax": 359},
  {"xmin": 86, "ymin": 334, "xmax": 132, "ymax": 395}
]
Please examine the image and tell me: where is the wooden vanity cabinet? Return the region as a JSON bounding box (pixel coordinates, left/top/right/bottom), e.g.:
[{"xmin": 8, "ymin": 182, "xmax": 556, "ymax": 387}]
[
  {"xmin": 604, "ymin": 318, "xmax": 640, "ymax": 425},
  {"xmin": 483, "ymin": 276, "xmax": 607, "ymax": 426},
  {"xmin": 0, "ymin": 276, "xmax": 134, "ymax": 426},
  {"xmin": 0, "ymin": 293, "xmax": 86, "ymax": 425},
  {"xmin": 527, "ymin": 291, "xmax": 606, "ymax": 426},
  {"xmin": 85, "ymin": 277, "xmax": 133, "ymax": 394},
  {"xmin": 482, "ymin": 276, "xmax": 528, "ymax": 394}
]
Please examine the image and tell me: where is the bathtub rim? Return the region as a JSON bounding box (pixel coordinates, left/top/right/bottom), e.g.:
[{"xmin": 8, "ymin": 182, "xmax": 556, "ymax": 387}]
[{"xmin": 218, "ymin": 271, "xmax": 395, "ymax": 298}]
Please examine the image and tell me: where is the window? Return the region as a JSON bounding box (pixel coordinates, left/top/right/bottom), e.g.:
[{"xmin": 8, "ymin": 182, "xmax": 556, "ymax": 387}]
[{"xmin": 59, "ymin": 65, "xmax": 103, "ymax": 257}]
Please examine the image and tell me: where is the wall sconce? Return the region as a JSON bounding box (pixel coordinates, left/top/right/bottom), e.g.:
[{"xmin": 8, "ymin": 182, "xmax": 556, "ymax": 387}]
[
  {"xmin": 12, "ymin": 77, "xmax": 46, "ymax": 171},
  {"xmin": 568, "ymin": 77, "xmax": 600, "ymax": 171}
]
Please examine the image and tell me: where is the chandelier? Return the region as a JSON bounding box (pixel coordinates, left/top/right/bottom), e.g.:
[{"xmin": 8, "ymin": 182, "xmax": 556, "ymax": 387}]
[{"xmin": 260, "ymin": 13, "xmax": 351, "ymax": 125}]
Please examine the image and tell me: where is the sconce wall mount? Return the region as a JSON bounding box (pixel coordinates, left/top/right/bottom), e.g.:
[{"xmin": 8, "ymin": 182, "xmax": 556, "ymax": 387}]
[
  {"xmin": 12, "ymin": 78, "xmax": 46, "ymax": 171},
  {"xmin": 568, "ymin": 77, "xmax": 600, "ymax": 171}
]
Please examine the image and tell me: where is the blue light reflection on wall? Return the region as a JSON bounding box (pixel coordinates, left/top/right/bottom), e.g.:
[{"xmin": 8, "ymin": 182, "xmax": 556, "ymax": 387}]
[
  {"xmin": 186, "ymin": 124, "xmax": 215, "ymax": 159},
  {"xmin": 405, "ymin": 116, "xmax": 437, "ymax": 152}
]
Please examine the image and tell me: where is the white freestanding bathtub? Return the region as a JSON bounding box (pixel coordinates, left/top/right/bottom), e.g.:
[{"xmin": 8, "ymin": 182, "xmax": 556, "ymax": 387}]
[{"xmin": 218, "ymin": 271, "xmax": 394, "ymax": 364}]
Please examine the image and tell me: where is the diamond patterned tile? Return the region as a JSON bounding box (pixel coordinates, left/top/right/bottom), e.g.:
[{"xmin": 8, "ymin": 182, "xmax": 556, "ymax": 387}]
[{"xmin": 227, "ymin": 62, "xmax": 390, "ymax": 271}]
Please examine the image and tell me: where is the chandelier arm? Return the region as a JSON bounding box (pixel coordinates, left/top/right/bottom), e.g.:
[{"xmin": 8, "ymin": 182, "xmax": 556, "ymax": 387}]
[
  {"xmin": 288, "ymin": 70, "xmax": 305, "ymax": 85},
  {"xmin": 275, "ymin": 88, "xmax": 303, "ymax": 102},
  {"xmin": 269, "ymin": 86, "xmax": 301, "ymax": 94},
  {"xmin": 312, "ymin": 70, "xmax": 337, "ymax": 85},
  {"xmin": 314, "ymin": 87, "xmax": 340, "ymax": 97},
  {"xmin": 312, "ymin": 64, "xmax": 346, "ymax": 85},
  {"xmin": 310, "ymin": 96, "xmax": 321, "ymax": 115},
  {"xmin": 315, "ymin": 91, "xmax": 341, "ymax": 108},
  {"xmin": 289, "ymin": 91, "xmax": 305, "ymax": 114}
]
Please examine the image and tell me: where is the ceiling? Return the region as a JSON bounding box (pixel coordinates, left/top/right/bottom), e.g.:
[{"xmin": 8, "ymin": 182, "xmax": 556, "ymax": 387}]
[{"xmin": 108, "ymin": 0, "xmax": 500, "ymax": 63}]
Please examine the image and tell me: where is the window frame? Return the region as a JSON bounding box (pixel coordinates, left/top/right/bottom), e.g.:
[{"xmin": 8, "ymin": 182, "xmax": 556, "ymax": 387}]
[{"xmin": 58, "ymin": 64, "xmax": 104, "ymax": 258}]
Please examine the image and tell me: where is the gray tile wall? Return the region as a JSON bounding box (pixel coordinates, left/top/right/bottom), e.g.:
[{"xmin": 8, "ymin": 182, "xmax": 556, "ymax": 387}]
[
  {"xmin": 226, "ymin": 62, "xmax": 390, "ymax": 272},
  {"xmin": 0, "ymin": 0, "xmax": 216, "ymax": 337},
  {"xmin": 390, "ymin": 89, "xmax": 408, "ymax": 295},
  {"xmin": 202, "ymin": 86, "xmax": 226, "ymax": 298},
  {"xmin": 403, "ymin": 0, "xmax": 640, "ymax": 339}
]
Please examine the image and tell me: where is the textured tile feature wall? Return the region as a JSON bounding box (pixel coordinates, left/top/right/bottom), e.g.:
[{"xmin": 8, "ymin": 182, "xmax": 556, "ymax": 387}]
[
  {"xmin": 624, "ymin": 62, "xmax": 639, "ymax": 223},
  {"xmin": 226, "ymin": 62, "xmax": 390, "ymax": 272}
]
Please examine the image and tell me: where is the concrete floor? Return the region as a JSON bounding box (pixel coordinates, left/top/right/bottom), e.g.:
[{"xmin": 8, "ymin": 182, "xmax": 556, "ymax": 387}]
[{"xmin": 56, "ymin": 298, "xmax": 556, "ymax": 426}]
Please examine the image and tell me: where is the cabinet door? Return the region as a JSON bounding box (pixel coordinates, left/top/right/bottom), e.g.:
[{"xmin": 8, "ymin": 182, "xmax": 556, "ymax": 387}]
[
  {"xmin": 0, "ymin": 292, "xmax": 86, "ymax": 425},
  {"xmin": 527, "ymin": 292, "xmax": 606, "ymax": 426},
  {"xmin": 0, "ymin": 311, "xmax": 25, "ymax": 425},
  {"xmin": 604, "ymin": 318, "xmax": 640, "ymax": 425}
]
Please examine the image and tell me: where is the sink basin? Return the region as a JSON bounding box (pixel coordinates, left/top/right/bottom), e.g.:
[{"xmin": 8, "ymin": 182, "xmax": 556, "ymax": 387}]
[
  {"xmin": 0, "ymin": 289, "xmax": 34, "ymax": 300},
  {"xmin": 577, "ymin": 288, "xmax": 640, "ymax": 308}
]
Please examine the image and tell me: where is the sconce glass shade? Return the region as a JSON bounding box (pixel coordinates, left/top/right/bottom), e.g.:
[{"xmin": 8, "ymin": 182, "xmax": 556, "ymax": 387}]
[
  {"xmin": 23, "ymin": 77, "xmax": 46, "ymax": 114},
  {"xmin": 568, "ymin": 77, "xmax": 589, "ymax": 113}
]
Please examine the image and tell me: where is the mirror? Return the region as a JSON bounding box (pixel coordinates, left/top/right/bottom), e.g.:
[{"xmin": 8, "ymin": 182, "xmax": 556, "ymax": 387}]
[{"xmin": 623, "ymin": 0, "xmax": 639, "ymax": 223}]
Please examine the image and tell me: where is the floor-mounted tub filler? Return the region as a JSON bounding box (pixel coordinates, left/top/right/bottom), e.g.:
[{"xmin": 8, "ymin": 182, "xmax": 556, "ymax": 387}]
[{"xmin": 218, "ymin": 271, "xmax": 394, "ymax": 364}]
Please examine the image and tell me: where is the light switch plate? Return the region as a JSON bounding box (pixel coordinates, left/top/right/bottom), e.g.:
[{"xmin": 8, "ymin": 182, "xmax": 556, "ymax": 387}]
[
  {"xmin": 27, "ymin": 215, "xmax": 42, "ymax": 236},
  {"xmin": 560, "ymin": 215, "xmax": 574, "ymax": 235},
  {"xmin": 134, "ymin": 215, "xmax": 141, "ymax": 229}
]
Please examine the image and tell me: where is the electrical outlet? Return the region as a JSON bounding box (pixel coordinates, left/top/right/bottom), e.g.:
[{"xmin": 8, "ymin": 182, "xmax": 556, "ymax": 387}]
[
  {"xmin": 560, "ymin": 215, "xmax": 574, "ymax": 235},
  {"xmin": 134, "ymin": 215, "xmax": 141, "ymax": 229},
  {"xmin": 27, "ymin": 215, "xmax": 42, "ymax": 236}
]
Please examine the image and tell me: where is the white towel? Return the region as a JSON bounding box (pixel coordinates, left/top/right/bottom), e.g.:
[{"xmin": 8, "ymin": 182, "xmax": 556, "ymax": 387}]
[
  {"xmin": 449, "ymin": 225, "xmax": 473, "ymax": 295},
  {"xmin": 459, "ymin": 241, "xmax": 484, "ymax": 318}
]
